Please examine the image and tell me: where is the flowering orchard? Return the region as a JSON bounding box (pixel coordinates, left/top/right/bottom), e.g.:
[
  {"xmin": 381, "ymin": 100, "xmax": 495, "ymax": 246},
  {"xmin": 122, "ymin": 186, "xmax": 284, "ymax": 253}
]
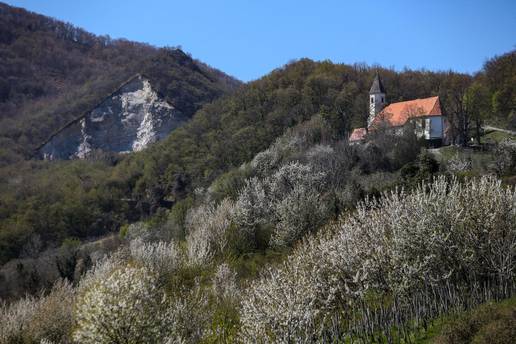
[{"xmin": 240, "ymin": 176, "xmax": 516, "ymax": 342}]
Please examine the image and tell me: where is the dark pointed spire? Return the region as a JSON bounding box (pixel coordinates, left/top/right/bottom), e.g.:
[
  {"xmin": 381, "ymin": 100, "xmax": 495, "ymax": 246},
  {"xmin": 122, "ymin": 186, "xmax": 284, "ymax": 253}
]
[{"xmin": 369, "ymin": 72, "xmax": 385, "ymax": 94}]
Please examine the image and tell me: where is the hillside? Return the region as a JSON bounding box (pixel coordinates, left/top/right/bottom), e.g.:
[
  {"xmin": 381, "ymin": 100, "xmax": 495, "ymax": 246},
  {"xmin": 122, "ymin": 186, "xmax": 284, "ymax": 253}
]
[
  {"xmin": 1, "ymin": 122, "xmax": 514, "ymax": 341},
  {"xmin": 0, "ymin": 1, "xmax": 514, "ymax": 342},
  {"xmin": 0, "ymin": 56, "xmax": 481, "ymax": 267},
  {"xmin": 414, "ymin": 297, "xmax": 516, "ymax": 344},
  {"xmin": 0, "ymin": 2, "xmax": 240, "ymax": 165},
  {"xmin": 1, "ymin": 46, "xmax": 515, "ymax": 265}
]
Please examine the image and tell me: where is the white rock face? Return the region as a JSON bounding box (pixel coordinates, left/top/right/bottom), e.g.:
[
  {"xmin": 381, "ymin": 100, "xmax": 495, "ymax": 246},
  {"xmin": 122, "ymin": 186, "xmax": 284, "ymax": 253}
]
[
  {"xmin": 77, "ymin": 118, "xmax": 93, "ymax": 159},
  {"xmin": 128, "ymin": 79, "xmax": 173, "ymax": 152},
  {"xmin": 39, "ymin": 75, "xmax": 185, "ymax": 159}
]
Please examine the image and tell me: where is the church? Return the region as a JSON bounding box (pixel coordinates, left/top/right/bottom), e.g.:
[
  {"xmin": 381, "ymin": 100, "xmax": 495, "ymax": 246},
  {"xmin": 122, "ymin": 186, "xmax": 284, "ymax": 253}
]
[{"xmin": 349, "ymin": 74, "xmax": 447, "ymax": 146}]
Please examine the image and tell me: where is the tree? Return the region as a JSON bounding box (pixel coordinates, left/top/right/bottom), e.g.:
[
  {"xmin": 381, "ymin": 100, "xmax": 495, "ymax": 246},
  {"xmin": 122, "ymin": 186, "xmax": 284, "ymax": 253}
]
[
  {"xmin": 483, "ymin": 50, "xmax": 516, "ymax": 129},
  {"xmin": 74, "ymin": 266, "xmax": 175, "ymax": 344},
  {"xmin": 465, "ymin": 79, "xmax": 490, "ymax": 144},
  {"xmin": 185, "ymin": 198, "xmax": 235, "ymax": 265},
  {"xmin": 440, "ymin": 73, "xmax": 473, "ymax": 145},
  {"xmin": 0, "ymin": 280, "xmax": 75, "ymax": 344}
]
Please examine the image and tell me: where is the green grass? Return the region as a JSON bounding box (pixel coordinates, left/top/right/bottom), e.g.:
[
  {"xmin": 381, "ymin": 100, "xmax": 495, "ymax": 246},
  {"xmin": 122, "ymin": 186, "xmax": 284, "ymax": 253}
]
[
  {"xmin": 430, "ymin": 146, "xmax": 493, "ymax": 177},
  {"xmin": 414, "ymin": 297, "xmax": 516, "ymax": 344},
  {"xmin": 431, "ymin": 128, "xmax": 515, "ymax": 164},
  {"xmin": 227, "ymin": 247, "xmax": 291, "ymax": 281},
  {"xmin": 433, "ymin": 145, "xmax": 461, "ymax": 162},
  {"xmin": 482, "ymin": 130, "xmax": 516, "ymax": 143}
]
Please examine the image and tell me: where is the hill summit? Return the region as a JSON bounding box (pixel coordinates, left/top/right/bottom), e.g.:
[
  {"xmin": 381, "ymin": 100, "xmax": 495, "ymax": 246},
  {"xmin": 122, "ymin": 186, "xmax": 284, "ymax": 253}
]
[{"xmin": 0, "ymin": 2, "xmax": 240, "ymax": 164}]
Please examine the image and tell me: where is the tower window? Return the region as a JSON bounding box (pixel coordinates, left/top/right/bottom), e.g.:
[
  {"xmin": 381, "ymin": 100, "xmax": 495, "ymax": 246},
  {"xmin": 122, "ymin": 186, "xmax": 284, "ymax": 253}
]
[
  {"xmin": 370, "ymin": 97, "xmax": 374, "ymax": 104},
  {"xmin": 382, "ymin": 97, "xmax": 384, "ymax": 102}
]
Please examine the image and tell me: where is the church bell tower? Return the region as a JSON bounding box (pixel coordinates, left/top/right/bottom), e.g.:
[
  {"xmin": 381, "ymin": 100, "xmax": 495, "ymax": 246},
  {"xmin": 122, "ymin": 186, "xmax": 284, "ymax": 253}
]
[{"xmin": 368, "ymin": 73, "xmax": 386, "ymax": 127}]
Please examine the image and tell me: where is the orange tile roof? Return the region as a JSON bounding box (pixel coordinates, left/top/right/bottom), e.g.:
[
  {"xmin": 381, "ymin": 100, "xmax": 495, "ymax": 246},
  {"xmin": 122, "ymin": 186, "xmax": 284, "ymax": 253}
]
[
  {"xmin": 371, "ymin": 96, "xmax": 442, "ymax": 128},
  {"xmin": 349, "ymin": 127, "xmax": 367, "ymax": 142}
]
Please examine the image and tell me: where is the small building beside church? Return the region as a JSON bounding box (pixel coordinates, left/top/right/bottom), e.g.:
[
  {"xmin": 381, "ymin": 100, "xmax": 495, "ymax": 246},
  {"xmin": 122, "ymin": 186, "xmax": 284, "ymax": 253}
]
[{"xmin": 350, "ymin": 74, "xmax": 447, "ymax": 146}]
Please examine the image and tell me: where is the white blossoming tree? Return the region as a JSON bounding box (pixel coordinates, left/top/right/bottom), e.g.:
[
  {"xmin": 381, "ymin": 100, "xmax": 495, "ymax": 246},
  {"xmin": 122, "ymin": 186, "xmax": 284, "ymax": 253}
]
[
  {"xmin": 240, "ymin": 176, "xmax": 516, "ymax": 342},
  {"xmin": 233, "ymin": 177, "xmax": 270, "ymax": 229},
  {"xmin": 235, "ymin": 161, "xmax": 329, "ymax": 247},
  {"xmin": 74, "ymin": 265, "xmax": 176, "ymax": 344},
  {"xmin": 0, "ymin": 280, "xmax": 74, "ymax": 344},
  {"xmin": 129, "ymin": 238, "xmax": 183, "ymax": 279},
  {"xmin": 185, "ymin": 198, "xmax": 235, "ymax": 265}
]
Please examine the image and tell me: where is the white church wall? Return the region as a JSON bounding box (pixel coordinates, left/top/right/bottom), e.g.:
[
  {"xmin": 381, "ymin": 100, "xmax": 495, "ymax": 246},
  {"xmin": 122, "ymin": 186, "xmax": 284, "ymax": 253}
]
[{"xmin": 429, "ymin": 116, "xmax": 444, "ymax": 139}]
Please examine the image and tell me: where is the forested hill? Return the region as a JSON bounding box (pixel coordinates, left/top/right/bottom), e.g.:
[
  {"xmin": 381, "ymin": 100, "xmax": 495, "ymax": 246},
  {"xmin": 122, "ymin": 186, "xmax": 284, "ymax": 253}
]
[
  {"xmin": 0, "ymin": 0, "xmax": 514, "ymax": 277},
  {"xmin": 1, "ymin": 48, "xmax": 514, "ymax": 265},
  {"xmin": 0, "ymin": 2, "xmax": 241, "ymax": 166},
  {"xmin": 131, "ymin": 50, "xmax": 516, "ymax": 204},
  {"xmin": 0, "ymin": 57, "xmax": 473, "ymax": 266}
]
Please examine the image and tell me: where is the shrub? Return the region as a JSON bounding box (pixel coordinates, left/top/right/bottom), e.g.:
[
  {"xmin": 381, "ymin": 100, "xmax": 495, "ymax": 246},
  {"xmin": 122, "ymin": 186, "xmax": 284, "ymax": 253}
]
[
  {"xmin": 129, "ymin": 238, "xmax": 183, "ymax": 278},
  {"xmin": 25, "ymin": 281, "xmax": 75, "ymax": 343},
  {"xmin": 271, "ymin": 183, "xmax": 329, "ymax": 246},
  {"xmin": 166, "ymin": 197, "xmax": 194, "ymax": 240},
  {"xmin": 234, "ymin": 177, "xmax": 270, "ymax": 229},
  {"xmin": 185, "ymin": 198, "xmax": 235, "ymax": 265},
  {"xmin": 447, "ymin": 153, "xmax": 472, "ymax": 173},
  {"xmin": 249, "ymin": 115, "xmax": 329, "ymax": 179},
  {"xmin": 492, "ymin": 140, "xmax": 516, "ymax": 176},
  {"xmin": 212, "ymin": 263, "xmax": 239, "ymax": 301},
  {"xmin": 168, "ymin": 282, "xmax": 211, "ymax": 343},
  {"xmin": 205, "ymin": 264, "xmax": 242, "ymax": 342},
  {"xmin": 305, "ymin": 144, "xmax": 339, "ymax": 182},
  {"xmin": 335, "ymin": 176, "xmax": 363, "ymax": 209},
  {"xmin": 435, "ymin": 300, "xmax": 516, "ymax": 344},
  {"xmin": 0, "ymin": 280, "xmax": 74, "ymax": 344},
  {"xmin": 235, "ymin": 162, "xmax": 330, "ymax": 247},
  {"xmin": 74, "ymin": 265, "xmax": 175, "ymax": 344},
  {"xmin": 208, "ymin": 166, "xmax": 251, "ymax": 203},
  {"xmin": 123, "ymin": 222, "xmax": 151, "ymax": 241},
  {"xmin": 0, "ymin": 296, "xmax": 37, "ymax": 344},
  {"xmin": 400, "ymin": 149, "xmax": 440, "ymax": 188},
  {"xmin": 250, "ymin": 146, "xmax": 283, "ymax": 179}
]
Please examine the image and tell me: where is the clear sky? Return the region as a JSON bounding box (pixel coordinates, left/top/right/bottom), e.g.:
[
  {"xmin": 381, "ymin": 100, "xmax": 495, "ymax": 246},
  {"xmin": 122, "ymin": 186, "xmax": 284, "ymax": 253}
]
[{"xmin": 5, "ymin": 0, "xmax": 516, "ymax": 81}]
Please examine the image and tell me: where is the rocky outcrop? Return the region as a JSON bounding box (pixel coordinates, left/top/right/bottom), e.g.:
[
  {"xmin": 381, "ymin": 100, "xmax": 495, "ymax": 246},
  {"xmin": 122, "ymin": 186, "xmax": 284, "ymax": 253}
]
[{"xmin": 38, "ymin": 75, "xmax": 186, "ymax": 159}]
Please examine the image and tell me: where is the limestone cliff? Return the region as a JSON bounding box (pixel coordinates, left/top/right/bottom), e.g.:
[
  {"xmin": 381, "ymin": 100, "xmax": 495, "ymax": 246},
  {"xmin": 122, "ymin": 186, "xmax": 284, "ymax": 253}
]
[{"xmin": 38, "ymin": 75, "xmax": 186, "ymax": 159}]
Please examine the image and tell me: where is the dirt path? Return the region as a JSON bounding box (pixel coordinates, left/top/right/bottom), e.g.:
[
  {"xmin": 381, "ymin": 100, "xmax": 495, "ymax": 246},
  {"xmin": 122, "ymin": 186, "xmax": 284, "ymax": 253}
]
[{"xmin": 483, "ymin": 125, "xmax": 516, "ymax": 136}]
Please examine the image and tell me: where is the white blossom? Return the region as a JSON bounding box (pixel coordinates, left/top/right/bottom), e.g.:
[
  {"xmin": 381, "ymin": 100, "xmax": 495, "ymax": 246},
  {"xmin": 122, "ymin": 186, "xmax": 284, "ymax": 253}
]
[
  {"xmin": 130, "ymin": 238, "xmax": 182, "ymax": 277},
  {"xmin": 240, "ymin": 176, "xmax": 516, "ymax": 342},
  {"xmin": 212, "ymin": 263, "xmax": 239, "ymax": 301},
  {"xmin": 0, "ymin": 280, "xmax": 74, "ymax": 344},
  {"xmin": 447, "ymin": 153, "xmax": 472, "ymax": 172},
  {"xmin": 186, "ymin": 198, "xmax": 235, "ymax": 265},
  {"xmin": 74, "ymin": 265, "xmax": 176, "ymax": 344}
]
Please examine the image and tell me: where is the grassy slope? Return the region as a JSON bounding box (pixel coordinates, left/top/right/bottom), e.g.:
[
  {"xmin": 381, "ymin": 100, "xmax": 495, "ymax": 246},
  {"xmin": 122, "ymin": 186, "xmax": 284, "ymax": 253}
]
[
  {"xmin": 482, "ymin": 129, "xmax": 516, "ymax": 143},
  {"xmin": 415, "ymin": 297, "xmax": 516, "ymax": 344},
  {"xmin": 430, "ymin": 127, "xmax": 515, "ymax": 179}
]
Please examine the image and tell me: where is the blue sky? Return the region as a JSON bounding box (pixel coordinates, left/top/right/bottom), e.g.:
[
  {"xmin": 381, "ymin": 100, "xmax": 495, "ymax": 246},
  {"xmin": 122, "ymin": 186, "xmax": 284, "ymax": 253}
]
[{"xmin": 5, "ymin": 0, "xmax": 516, "ymax": 81}]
